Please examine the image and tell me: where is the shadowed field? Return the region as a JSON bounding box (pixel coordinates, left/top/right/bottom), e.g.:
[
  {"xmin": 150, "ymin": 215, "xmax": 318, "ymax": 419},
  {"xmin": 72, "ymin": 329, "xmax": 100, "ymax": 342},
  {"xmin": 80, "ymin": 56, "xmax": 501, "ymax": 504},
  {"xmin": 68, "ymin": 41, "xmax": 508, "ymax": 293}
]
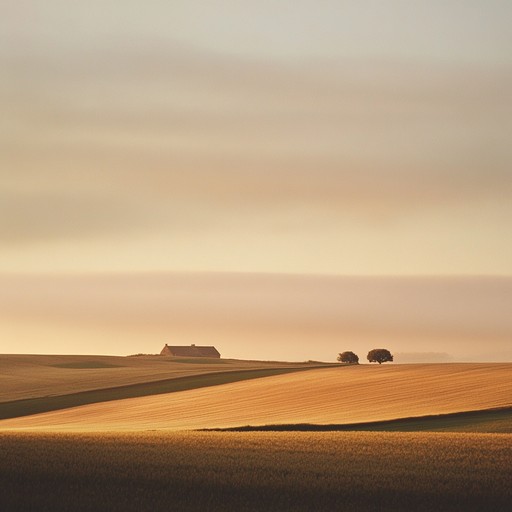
[
  {"xmin": 1, "ymin": 363, "xmax": 511, "ymax": 431},
  {"xmin": 208, "ymin": 407, "xmax": 512, "ymax": 433},
  {"xmin": 0, "ymin": 431, "xmax": 510, "ymax": 512}
]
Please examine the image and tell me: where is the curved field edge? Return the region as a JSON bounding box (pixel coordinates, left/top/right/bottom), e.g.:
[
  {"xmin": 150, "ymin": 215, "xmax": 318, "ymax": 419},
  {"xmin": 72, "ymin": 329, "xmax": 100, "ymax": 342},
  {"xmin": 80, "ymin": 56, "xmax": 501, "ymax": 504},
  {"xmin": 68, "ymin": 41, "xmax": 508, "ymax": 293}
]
[
  {"xmin": 0, "ymin": 366, "xmax": 328, "ymax": 420},
  {"xmin": 203, "ymin": 406, "xmax": 512, "ymax": 433},
  {"xmin": 0, "ymin": 431, "xmax": 511, "ymax": 512}
]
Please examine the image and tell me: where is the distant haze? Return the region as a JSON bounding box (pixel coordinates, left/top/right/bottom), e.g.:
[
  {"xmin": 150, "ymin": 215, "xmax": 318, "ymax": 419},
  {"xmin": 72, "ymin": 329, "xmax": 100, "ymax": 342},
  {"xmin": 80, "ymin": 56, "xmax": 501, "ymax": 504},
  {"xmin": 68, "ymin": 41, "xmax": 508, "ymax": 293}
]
[{"xmin": 1, "ymin": 273, "xmax": 510, "ymax": 362}]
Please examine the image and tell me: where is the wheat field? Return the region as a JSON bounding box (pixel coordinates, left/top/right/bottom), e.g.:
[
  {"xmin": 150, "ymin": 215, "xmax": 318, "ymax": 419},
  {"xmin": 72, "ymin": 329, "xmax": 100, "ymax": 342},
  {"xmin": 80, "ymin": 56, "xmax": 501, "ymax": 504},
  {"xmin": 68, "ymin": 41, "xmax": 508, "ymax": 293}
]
[
  {"xmin": 1, "ymin": 431, "xmax": 511, "ymax": 512},
  {"xmin": 2, "ymin": 363, "xmax": 511, "ymax": 431},
  {"xmin": 0, "ymin": 354, "xmax": 320, "ymax": 403},
  {"xmin": 2, "ymin": 361, "xmax": 511, "ymax": 511}
]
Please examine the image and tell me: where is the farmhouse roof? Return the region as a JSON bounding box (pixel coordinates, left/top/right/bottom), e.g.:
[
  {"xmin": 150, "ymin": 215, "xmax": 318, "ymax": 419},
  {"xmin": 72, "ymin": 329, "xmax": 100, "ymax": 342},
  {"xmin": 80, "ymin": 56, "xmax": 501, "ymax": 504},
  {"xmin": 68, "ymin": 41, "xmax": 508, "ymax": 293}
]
[{"xmin": 161, "ymin": 344, "xmax": 221, "ymax": 358}]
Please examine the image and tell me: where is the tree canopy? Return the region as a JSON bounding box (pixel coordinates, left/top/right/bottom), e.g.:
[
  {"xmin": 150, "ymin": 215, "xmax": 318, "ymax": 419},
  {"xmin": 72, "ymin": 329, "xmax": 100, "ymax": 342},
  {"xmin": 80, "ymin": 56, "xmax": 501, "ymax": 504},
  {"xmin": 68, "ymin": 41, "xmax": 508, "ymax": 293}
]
[
  {"xmin": 367, "ymin": 348, "xmax": 393, "ymax": 364},
  {"xmin": 337, "ymin": 351, "xmax": 359, "ymax": 364}
]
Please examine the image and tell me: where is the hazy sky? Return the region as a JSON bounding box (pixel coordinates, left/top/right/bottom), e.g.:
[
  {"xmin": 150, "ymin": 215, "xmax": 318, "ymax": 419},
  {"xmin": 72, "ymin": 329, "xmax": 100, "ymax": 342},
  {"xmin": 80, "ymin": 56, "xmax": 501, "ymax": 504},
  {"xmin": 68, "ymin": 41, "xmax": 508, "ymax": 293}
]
[
  {"xmin": 1, "ymin": 1, "xmax": 511, "ymax": 275},
  {"xmin": 1, "ymin": 273, "xmax": 510, "ymax": 361},
  {"xmin": 1, "ymin": 2, "xmax": 511, "ymax": 359}
]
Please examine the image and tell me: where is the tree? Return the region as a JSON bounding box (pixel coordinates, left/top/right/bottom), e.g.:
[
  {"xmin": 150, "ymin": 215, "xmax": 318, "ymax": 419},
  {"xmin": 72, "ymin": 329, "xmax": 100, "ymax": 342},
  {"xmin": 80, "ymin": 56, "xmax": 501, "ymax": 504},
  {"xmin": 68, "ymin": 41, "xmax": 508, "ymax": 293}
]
[
  {"xmin": 367, "ymin": 348, "xmax": 393, "ymax": 364},
  {"xmin": 337, "ymin": 351, "xmax": 359, "ymax": 364}
]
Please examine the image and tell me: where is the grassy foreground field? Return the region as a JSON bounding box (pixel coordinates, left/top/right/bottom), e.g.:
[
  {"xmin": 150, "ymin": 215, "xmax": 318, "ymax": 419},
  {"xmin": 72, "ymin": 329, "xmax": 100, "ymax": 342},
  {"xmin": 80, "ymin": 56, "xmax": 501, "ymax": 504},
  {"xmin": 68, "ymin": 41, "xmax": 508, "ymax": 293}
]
[
  {"xmin": 1, "ymin": 431, "xmax": 511, "ymax": 512},
  {"xmin": 3, "ymin": 363, "xmax": 510, "ymax": 431}
]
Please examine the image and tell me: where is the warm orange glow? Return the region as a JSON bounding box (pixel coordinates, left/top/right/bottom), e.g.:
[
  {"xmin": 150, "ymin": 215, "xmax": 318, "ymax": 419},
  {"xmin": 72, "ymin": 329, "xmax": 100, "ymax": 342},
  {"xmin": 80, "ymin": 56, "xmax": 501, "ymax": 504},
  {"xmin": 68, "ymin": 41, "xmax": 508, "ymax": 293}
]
[{"xmin": 2, "ymin": 363, "xmax": 510, "ymax": 431}]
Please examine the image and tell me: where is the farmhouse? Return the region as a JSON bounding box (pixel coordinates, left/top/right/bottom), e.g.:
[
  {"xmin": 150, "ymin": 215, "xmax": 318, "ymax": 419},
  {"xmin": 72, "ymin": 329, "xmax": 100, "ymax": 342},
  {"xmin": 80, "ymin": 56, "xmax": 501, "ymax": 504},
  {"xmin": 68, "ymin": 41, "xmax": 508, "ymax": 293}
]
[{"xmin": 160, "ymin": 344, "xmax": 221, "ymax": 358}]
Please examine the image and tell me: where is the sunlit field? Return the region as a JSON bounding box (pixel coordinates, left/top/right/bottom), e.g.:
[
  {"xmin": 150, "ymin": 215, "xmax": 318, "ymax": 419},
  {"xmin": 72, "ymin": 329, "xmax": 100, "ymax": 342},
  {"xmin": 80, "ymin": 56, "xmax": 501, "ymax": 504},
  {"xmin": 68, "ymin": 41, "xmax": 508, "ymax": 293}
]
[
  {"xmin": 2, "ymin": 363, "xmax": 510, "ymax": 431},
  {"xmin": 2, "ymin": 359, "xmax": 511, "ymax": 511},
  {"xmin": 0, "ymin": 354, "xmax": 324, "ymax": 402},
  {"xmin": 0, "ymin": 354, "xmax": 329, "ymax": 422},
  {"xmin": 1, "ymin": 431, "xmax": 510, "ymax": 512}
]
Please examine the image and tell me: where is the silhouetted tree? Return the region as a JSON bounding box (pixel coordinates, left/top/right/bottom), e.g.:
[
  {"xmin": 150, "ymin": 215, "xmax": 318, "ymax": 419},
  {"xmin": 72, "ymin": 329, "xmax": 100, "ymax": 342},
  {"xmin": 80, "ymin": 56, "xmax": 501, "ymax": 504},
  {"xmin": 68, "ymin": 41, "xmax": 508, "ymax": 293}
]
[
  {"xmin": 367, "ymin": 348, "xmax": 393, "ymax": 364},
  {"xmin": 337, "ymin": 351, "xmax": 359, "ymax": 364}
]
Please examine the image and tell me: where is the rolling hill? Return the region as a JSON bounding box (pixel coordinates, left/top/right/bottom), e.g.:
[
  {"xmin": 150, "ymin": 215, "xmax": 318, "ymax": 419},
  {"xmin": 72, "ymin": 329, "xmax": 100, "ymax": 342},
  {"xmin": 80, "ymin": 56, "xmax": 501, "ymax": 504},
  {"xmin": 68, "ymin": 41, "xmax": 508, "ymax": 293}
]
[
  {"xmin": 1, "ymin": 363, "xmax": 511, "ymax": 431},
  {"xmin": 0, "ymin": 354, "xmax": 322, "ymax": 403}
]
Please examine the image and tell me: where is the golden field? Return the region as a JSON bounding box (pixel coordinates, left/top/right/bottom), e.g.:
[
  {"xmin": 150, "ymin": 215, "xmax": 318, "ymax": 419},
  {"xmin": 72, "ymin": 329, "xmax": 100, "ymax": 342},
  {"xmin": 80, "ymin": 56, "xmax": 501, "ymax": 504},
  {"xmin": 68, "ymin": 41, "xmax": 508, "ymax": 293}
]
[
  {"xmin": 1, "ymin": 358, "xmax": 511, "ymax": 511},
  {"xmin": 0, "ymin": 353, "xmax": 320, "ymax": 402},
  {"xmin": 0, "ymin": 431, "xmax": 511, "ymax": 512},
  {"xmin": 1, "ymin": 362, "xmax": 511, "ymax": 431}
]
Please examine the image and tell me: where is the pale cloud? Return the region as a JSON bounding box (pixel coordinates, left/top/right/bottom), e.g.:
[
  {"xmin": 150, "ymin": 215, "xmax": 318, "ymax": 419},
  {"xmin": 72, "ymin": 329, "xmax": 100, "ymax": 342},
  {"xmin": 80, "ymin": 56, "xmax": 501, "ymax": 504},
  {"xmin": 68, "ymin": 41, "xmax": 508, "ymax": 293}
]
[{"xmin": 1, "ymin": 1, "xmax": 511, "ymax": 273}]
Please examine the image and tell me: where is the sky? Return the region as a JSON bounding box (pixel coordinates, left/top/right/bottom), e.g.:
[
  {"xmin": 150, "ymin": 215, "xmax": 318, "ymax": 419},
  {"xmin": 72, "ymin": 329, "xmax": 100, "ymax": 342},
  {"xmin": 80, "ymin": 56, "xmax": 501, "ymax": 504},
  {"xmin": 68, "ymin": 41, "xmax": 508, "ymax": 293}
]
[
  {"xmin": 1, "ymin": 2, "xmax": 511, "ymax": 359},
  {"xmin": 1, "ymin": 0, "xmax": 511, "ymax": 275},
  {"xmin": 1, "ymin": 273, "xmax": 511, "ymax": 361}
]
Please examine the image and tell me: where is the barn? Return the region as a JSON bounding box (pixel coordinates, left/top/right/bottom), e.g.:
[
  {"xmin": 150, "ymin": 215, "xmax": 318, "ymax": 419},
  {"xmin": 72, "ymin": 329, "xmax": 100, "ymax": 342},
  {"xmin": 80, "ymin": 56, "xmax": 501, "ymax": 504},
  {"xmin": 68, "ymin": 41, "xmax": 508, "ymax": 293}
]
[{"xmin": 160, "ymin": 344, "xmax": 221, "ymax": 358}]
